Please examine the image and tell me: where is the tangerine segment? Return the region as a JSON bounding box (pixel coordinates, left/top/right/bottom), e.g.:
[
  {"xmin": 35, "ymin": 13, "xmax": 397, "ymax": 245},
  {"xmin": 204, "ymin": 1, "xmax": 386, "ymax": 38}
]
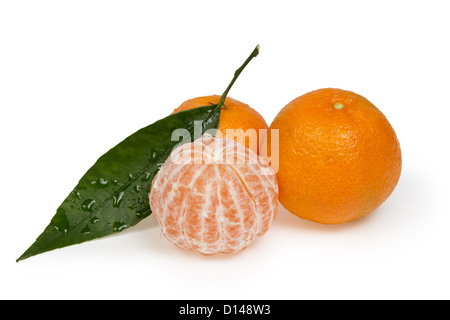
[{"xmin": 149, "ymin": 135, "xmax": 278, "ymax": 255}]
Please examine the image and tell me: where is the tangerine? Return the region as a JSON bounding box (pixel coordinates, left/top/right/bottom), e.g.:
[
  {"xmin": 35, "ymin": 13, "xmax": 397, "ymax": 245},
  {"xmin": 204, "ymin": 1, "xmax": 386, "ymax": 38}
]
[
  {"xmin": 149, "ymin": 135, "xmax": 278, "ymax": 255},
  {"xmin": 172, "ymin": 95, "xmax": 268, "ymax": 155},
  {"xmin": 267, "ymin": 88, "xmax": 401, "ymax": 224}
]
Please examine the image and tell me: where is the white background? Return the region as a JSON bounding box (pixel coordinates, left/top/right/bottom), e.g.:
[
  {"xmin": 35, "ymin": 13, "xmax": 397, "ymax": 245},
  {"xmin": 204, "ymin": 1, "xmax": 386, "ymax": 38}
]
[{"xmin": 1, "ymin": 1, "xmax": 449, "ymax": 300}]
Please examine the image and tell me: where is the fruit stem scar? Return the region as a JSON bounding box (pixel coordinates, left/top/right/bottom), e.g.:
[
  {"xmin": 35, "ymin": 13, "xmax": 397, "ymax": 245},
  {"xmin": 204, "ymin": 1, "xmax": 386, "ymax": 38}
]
[
  {"xmin": 334, "ymin": 103, "xmax": 345, "ymax": 109},
  {"xmin": 216, "ymin": 44, "xmax": 260, "ymax": 110}
]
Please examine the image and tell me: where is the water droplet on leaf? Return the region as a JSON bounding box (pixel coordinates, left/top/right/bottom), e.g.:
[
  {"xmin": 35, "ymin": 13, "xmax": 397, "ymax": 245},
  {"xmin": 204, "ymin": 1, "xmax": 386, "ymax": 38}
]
[
  {"xmin": 135, "ymin": 206, "xmax": 151, "ymax": 218},
  {"xmin": 127, "ymin": 203, "xmax": 138, "ymax": 210},
  {"xmin": 112, "ymin": 191, "xmax": 125, "ymax": 208},
  {"xmin": 71, "ymin": 190, "xmax": 82, "ymax": 200},
  {"xmin": 81, "ymin": 199, "xmax": 96, "ymax": 212},
  {"xmin": 142, "ymin": 172, "xmax": 152, "ymax": 182},
  {"xmin": 151, "ymin": 149, "xmax": 158, "ymax": 160},
  {"xmin": 81, "ymin": 225, "xmax": 91, "ymax": 235},
  {"xmin": 113, "ymin": 221, "xmax": 127, "ymax": 232},
  {"xmin": 51, "ymin": 208, "xmax": 70, "ymax": 234},
  {"xmin": 90, "ymin": 177, "xmax": 109, "ymax": 189},
  {"xmin": 90, "ymin": 217, "xmax": 99, "ymax": 224}
]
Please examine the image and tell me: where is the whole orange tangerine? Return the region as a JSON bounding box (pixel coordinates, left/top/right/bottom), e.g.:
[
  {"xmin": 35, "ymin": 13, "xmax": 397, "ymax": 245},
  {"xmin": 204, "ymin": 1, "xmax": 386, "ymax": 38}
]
[
  {"xmin": 149, "ymin": 135, "xmax": 278, "ymax": 255},
  {"xmin": 172, "ymin": 95, "xmax": 268, "ymax": 155},
  {"xmin": 267, "ymin": 88, "xmax": 401, "ymax": 224}
]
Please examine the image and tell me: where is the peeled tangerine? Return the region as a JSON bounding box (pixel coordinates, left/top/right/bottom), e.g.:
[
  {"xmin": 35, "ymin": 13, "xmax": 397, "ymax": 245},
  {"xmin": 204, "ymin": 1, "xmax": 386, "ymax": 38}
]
[{"xmin": 149, "ymin": 135, "xmax": 278, "ymax": 255}]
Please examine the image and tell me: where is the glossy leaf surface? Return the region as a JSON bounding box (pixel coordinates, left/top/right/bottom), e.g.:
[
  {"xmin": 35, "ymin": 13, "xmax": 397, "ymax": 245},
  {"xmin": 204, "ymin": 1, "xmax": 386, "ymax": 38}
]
[{"xmin": 17, "ymin": 105, "xmax": 220, "ymax": 261}]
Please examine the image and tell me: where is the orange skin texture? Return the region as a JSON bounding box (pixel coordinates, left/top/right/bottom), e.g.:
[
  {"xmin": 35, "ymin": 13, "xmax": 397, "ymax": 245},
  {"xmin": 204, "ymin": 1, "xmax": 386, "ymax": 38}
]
[
  {"xmin": 172, "ymin": 95, "xmax": 268, "ymax": 155},
  {"xmin": 268, "ymin": 88, "xmax": 402, "ymax": 224}
]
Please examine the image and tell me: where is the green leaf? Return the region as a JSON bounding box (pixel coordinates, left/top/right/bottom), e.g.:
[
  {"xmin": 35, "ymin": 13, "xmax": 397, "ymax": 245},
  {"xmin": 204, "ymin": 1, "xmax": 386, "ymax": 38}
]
[
  {"xmin": 17, "ymin": 44, "xmax": 260, "ymax": 262},
  {"xmin": 17, "ymin": 105, "xmax": 221, "ymax": 262}
]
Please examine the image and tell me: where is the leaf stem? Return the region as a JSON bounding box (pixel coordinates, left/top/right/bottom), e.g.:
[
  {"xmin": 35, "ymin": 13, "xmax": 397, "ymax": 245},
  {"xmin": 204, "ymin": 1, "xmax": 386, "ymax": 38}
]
[{"xmin": 217, "ymin": 44, "xmax": 260, "ymax": 109}]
